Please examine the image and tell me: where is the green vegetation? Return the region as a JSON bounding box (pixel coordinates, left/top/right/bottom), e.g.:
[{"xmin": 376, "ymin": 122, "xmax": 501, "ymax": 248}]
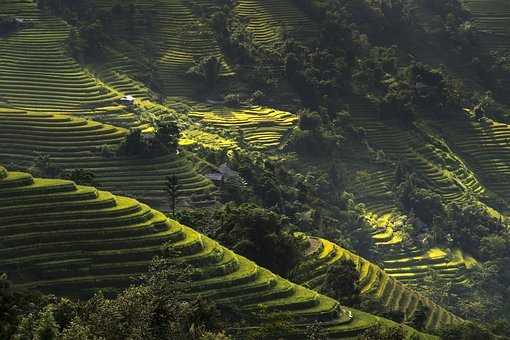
[
  {"xmin": 295, "ymin": 236, "xmax": 463, "ymax": 332},
  {"xmin": 4, "ymin": 0, "xmax": 510, "ymax": 338},
  {"xmin": 0, "ymin": 108, "xmax": 215, "ymax": 210},
  {"xmin": 0, "ymin": 166, "xmax": 433, "ymax": 339}
]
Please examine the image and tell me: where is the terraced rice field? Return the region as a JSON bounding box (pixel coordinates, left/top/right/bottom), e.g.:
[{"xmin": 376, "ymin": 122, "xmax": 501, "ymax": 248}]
[
  {"xmin": 0, "ymin": 107, "xmax": 216, "ymax": 209},
  {"xmin": 349, "ymin": 101, "xmax": 485, "ymax": 204},
  {"xmin": 188, "ymin": 102, "xmax": 298, "ymax": 149},
  {"xmin": 94, "ymin": 0, "xmax": 234, "ymax": 97},
  {"xmin": 437, "ymin": 119, "xmax": 510, "ymax": 204},
  {"xmin": 349, "ymin": 168, "xmax": 397, "ymax": 216},
  {"xmin": 0, "ymin": 165, "xmax": 437, "ymax": 339},
  {"xmin": 0, "ymin": 0, "xmax": 122, "ymax": 111},
  {"xmin": 299, "ymin": 237, "xmax": 463, "ymax": 332},
  {"xmin": 463, "ymin": 0, "xmax": 510, "ymax": 52},
  {"xmin": 333, "ymin": 202, "xmax": 474, "ymax": 295},
  {"xmin": 235, "ymin": 0, "xmax": 317, "ymax": 48},
  {"xmin": 344, "ymin": 101, "xmax": 477, "ymax": 292}
]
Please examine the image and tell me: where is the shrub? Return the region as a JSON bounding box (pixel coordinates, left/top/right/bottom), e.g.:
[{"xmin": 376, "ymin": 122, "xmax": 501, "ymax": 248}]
[
  {"xmin": 99, "ymin": 144, "xmax": 116, "ymax": 158},
  {"xmin": 116, "ymin": 129, "xmax": 168, "ymax": 157},
  {"xmin": 61, "ymin": 169, "xmax": 96, "ymax": 186},
  {"xmin": 154, "ymin": 115, "xmax": 180, "ymax": 152},
  {"xmin": 29, "ymin": 154, "xmax": 61, "ymax": 178}
]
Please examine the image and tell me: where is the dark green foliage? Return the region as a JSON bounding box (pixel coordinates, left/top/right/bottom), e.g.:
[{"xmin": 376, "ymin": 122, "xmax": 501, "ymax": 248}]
[
  {"xmin": 223, "ymin": 93, "xmax": 241, "ymax": 107},
  {"xmin": 155, "ymin": 116, "xmax": 180, "ymax": 152},
  {"xmin": 61, "ymin": 168, "xmax": 96, "ymax": 186},
  {"xmin": 397, "ymin": 174, "xmax": 445, "ymax": 224},
  {"xmin": 68, "ymin": 20, "xmax": 108, "ymax": 62},
  {"xmin": 7, "ymin": 259, "xmax": 231, "ymax": 340},
  {"xmin": 166, "ymin": 175, "xmax": 180, "ymax": 217},
  {"xmin": 117, "ymin": 129, "xmax": 165, "ymax": 157},
  {"xmin": 439, "ymin": 322, "xmax": 495, "ymax": 340},
  {"xmin": 289, "ymin": 110, "xmax": 344, "ymax": 158},
  {"xmin": 250, "ymin": 90, "xmax": 265, "ymax": 105},
  {"xmin": 117, "ymin": 129, "xmax": 147, "ymax": 156},
  {"xmin": 29, "ymin": 154, "xmax": 61, "ymax": 178},
  {"xmin": 479, "ymin": 234, "xmax": 510, "ymax": 259},
  {"xmin": 380, "ymin": 76, "xmax": 415, "ymax": 123},
  {"xmin": 440, "ymin": 201, "xmax": 506, "ymax": 259},
  {"xmin": 318, "ymin": 259, "xmax": 361, "ymax": 306},
  {"xmin": 410, "ymin": 63, "xmax": 463, "ymax": 114},
  {"xmin": 359, "ymin": 323, "xmax": 406, "ymax": 340},
  {"xmin": 214, "ymin": 203, "xmax": 305, "ymax": 276},
  {"xmin": 283, "ymin": 40, "xmax": 350, "ymax": 109},
  {"xmin": 187, "ymin": 56, "xmax": 222, "ymax": 90},
  {"xmin": 406, "ymin": 303, "xmax": 429, "ymax": 331},
  {"xmin": 352, "ymin": 46, "xmax": 398, "ymax": 95},
  {"xmin": 0, "ymin": 274, "xmax": 50, "ymax": 340}
]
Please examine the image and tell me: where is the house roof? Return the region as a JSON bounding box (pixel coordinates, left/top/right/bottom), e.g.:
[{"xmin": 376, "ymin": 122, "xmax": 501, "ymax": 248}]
[
  {"xmin": 205, "ymin": 173, "xmax": 223, "ymax": 181},
  {"xmin": 120, "ymin": 95, "xmax": 135, "ymax": 102},
  {"xmin": 218, "ymin": 163, "xmax": 238, "ymax": 178}
]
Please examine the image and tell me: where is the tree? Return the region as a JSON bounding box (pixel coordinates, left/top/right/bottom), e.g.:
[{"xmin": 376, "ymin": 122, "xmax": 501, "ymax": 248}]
[
  {"xmin": 61, "ymin": 169, "xmax": 95, "ymax": 186},
  {"xmin": 13, "ymin": 305, "xmax": 60, "ymax": 340},
  {"xmin": 440, "ymin": 322, "xmax": 495, "ymax": 340},
  {"xmin": 0, "ymin": 16, "xmax": 31, "ymax": 36},
  {"xmin": 166, "ymin": 175, "xmax": 180, "ymax": 217},
  {"xmin": 29, "ymin": 154, "xmax": 61, "ymax": 178},
  {"xmin": 318, "ymin": 259, "xmax": 361, "ymax": 306},
  {"xmin": 359, "ymin": 323, "xmax": 406, "ymax": 340},
  {"xmin": 186, "ymin": 56, "xmax": 222, "ymax": 90},
  {"xmin": 215, "ymin": 203, "xmax": 305, "ymax": 276},
  {"xmin": 155, "ymin": 116, "xmax": 180, "ymax": 152}
]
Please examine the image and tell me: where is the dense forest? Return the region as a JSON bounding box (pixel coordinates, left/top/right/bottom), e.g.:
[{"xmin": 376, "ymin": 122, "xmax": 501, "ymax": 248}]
[{"xmin": 1, "ymin": 0, "xmax": 510, "ymax": 338}]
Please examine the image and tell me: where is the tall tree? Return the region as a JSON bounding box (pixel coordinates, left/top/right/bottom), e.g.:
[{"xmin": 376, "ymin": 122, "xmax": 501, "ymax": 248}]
[{"xmin": 166, "ymin": 175, "xmax": 180, "ymax": 217}]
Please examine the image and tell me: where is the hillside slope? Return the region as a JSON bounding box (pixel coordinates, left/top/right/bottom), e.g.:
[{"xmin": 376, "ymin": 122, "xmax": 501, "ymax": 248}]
[
  {"xmin": 296, "ymin": 236, "xmax": 463, "ymax": 332},
  {"xmin": 0, "ymin": 164, "xmax": 434, "ymax": 338},
  {"xmin": 0, "ymin": 107, "xmax": 216, "ymax": 209}
]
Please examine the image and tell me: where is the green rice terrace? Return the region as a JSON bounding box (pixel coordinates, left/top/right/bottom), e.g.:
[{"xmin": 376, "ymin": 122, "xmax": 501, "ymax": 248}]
[
  {"xmin": 298, "ymin": 237, "xmax": 463, "ymax": 332},
  {"xmin": 0, "ymin": 107, "xmax": 216, "ymax": 209},
  {"xmin": 2, "ymin": 0, "xmax": 510, "ymax": 338},
  {"xmin": 0, "ymin": 165, "xmax": 434, "ymax": 339}
]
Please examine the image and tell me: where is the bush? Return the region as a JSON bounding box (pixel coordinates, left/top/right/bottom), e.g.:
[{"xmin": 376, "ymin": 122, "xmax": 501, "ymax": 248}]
[
  {"xmin": 99, "ymin": 144, "xmax": 116, "ymax": 158},
  {"xmin": 117, "ymin": 129, "xmax": 164, "ymax": 157},
  {"xmin": 154, "ymin": 115, "xmax": 180, "ymax": 152},
  {"xmin": 29, "ymin": 154, "xmax": 61, "ymax": 178},
  {"xmin": 61, "ymin": 169, "xmax": 96, "ymax": 186}
]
